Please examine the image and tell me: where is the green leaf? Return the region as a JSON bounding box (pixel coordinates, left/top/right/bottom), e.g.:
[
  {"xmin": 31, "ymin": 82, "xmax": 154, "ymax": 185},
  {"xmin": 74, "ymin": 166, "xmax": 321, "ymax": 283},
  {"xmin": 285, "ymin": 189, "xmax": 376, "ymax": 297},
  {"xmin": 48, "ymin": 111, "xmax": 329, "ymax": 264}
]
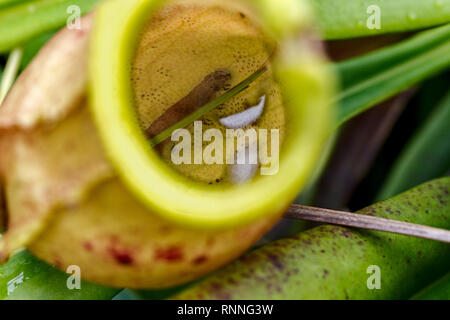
[
  {"xmin": 128, "ymin": 284, "xmax": 194, "ymax": 300},
  {"xmin": 376, "ymin": 91, "xmax": 450, "ymax": 201},
  {"xmin": 0, "ymin": 0, "xmax": 30, "ymax": 9},
  {"xmin": 0, "ymin": 250, "xmax": 119, "ymax": 300},
  {"xmin": 0, "ymin": 0, "xmax": 100, "ymax": 53},
  {"xmin": 335, "ymin": 24, "xmax": 450, "ymax": 127},
  {"xmin": 312, "ymin": 0, "xmax": 450, "ymax": 40},
  {"xmin": 411, "ymin": 273, "xmax": 450, "ymax": 300},
  {"xmin": 172, "ymin": 177, "xmax": 450, "ymax": 300},
  {"xmin": 20, "ymin": 31, "xmax": 55, "ymax": 70}
]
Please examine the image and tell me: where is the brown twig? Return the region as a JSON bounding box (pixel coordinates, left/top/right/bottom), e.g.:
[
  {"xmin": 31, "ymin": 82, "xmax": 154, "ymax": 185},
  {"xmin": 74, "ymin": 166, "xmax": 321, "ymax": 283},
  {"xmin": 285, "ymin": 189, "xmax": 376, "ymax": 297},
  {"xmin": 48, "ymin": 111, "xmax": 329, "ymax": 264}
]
[{"xmin": 285, "ymin": 204, "xmax": 450, "ymax": 243}]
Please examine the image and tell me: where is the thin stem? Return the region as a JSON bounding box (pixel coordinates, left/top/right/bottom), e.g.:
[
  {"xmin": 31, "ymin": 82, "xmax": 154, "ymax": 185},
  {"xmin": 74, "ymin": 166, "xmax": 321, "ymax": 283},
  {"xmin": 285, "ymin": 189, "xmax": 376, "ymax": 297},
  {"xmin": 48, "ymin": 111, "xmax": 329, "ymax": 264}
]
[
  {"xmin": 150, "ymin": 66, "xmax": 267, "ymax": 147},
  {"xmin": 285, "ymin": 204, "xmax": 450, "ymax": 244},
  {"xmin": 0, "ymin": 47, "xmax": 23, "ymax": 106}
]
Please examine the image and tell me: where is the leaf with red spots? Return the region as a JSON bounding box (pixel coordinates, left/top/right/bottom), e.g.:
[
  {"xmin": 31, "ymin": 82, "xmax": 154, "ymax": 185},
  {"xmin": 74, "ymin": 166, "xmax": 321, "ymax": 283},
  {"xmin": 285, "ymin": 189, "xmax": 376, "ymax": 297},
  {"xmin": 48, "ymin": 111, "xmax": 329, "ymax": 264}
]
[{"xmin": 173, "ymin": 178, "xmax": 450, "ymax": 300}]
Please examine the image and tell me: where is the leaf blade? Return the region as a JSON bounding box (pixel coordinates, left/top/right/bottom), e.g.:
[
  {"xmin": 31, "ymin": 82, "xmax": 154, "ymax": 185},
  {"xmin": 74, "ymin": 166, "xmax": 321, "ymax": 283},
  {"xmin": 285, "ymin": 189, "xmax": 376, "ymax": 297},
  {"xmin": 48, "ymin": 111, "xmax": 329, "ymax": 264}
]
[
  {"xmin": 411, "ymin": 273, "xmax": 450, "ymax": 300},
  {"xmin": 0, "ymin": 0, "xmax": 100, "ymax": 53},
  {"xmin": 0, "ymin": 250, "xmax": 119, "ymax": 300},
  {"xmin": 335, "ymin": 24, "xmax": 450, "ymax": 127},
  {"xmin": 172, "ymin": 177, "xmax": 450, "ymax": 300},
  {"xmin": 377, "ymin": 91, "xmax": 450, "ymax": 201},
  {"xmin": 312, "ymin": 0, "xmax": 450, "ymax": 40}
]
